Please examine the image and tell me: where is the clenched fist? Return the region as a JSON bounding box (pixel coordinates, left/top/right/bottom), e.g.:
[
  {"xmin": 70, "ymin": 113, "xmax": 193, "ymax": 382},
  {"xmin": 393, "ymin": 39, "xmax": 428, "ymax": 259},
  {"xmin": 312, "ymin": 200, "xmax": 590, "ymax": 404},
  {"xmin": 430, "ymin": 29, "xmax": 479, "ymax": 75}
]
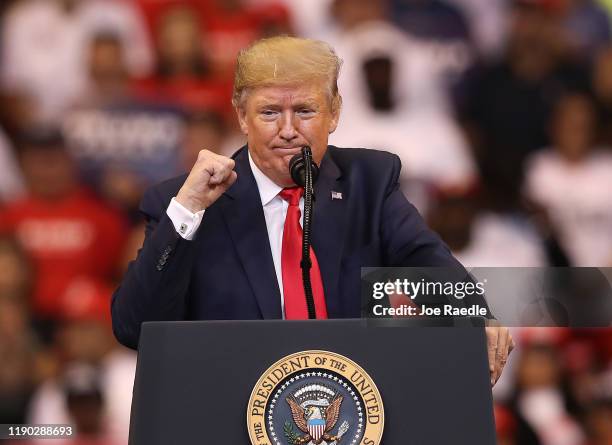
[{"xmin": 176, "ymin": 150, "xmax": 237, "ymax": 212}]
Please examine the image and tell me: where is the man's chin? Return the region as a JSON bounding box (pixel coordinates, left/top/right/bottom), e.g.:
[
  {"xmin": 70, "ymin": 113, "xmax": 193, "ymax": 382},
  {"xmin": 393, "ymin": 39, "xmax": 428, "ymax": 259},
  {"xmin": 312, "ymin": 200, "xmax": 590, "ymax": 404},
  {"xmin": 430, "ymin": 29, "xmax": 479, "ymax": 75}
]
[
  {"xmin": 275, "ymin": 175, "xmax": 297, "ymax": 188},
  {"xmin": 269, "ymin": 162, "xmax": 296, "ymax": 188},
  {"xmin": 281, "ymin": 153, "xmax": 297, "ymax": 165}
]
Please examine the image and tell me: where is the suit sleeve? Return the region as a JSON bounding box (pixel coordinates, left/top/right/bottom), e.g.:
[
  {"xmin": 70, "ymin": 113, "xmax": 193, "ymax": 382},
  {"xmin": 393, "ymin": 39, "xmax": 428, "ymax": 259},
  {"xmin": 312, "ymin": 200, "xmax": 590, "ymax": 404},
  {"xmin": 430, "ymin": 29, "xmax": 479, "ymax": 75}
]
[
  {"xmin": 111, "ymin": 185, "xmax": 198, "ymax": 349},
  {"xmin": 380, "ymin": 155, "xmax": 459, "ymax": 267},
  {"xmin": 380, "ymin": 155, "xmax": 494, "ymax": 318}
]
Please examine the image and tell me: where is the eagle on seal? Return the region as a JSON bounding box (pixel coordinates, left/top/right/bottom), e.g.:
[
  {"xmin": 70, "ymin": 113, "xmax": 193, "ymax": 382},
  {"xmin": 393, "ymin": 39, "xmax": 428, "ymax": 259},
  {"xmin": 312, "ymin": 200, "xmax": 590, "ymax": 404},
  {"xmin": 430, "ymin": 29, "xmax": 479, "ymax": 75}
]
[{"xmin": 286, "ymin": 394, "xmax": 344, "ymax": 444}]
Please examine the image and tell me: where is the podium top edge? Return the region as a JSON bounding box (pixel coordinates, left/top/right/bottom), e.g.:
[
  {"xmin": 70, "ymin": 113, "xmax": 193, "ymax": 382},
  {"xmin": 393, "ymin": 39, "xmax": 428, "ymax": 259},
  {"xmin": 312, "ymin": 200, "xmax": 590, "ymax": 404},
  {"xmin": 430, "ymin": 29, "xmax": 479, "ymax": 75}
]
[{"xmin": 140, "ymin": 317, "xmax": 486, "ymax": 328}]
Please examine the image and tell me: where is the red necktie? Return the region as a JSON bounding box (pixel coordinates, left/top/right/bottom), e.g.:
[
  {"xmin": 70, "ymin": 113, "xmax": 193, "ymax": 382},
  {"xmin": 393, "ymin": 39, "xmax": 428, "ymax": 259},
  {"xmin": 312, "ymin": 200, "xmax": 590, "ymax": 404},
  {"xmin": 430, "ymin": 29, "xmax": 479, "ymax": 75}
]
[{"xmin": 280, "ymin": 187, "xmax": 328, "ymax": 319}]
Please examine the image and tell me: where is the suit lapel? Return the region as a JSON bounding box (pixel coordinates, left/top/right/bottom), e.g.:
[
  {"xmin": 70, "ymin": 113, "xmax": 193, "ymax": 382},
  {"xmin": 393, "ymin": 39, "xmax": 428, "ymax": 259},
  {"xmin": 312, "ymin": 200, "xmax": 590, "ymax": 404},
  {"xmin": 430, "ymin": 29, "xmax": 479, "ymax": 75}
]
[
  {"xmin": 311, "ymin": 148, "xmax": 347, "ymax": 318},
  {"xmin": 219, "ymin": 147, "xmax": 282, "ymax": 319},
  {"xmin": 220, "ymin": 146, "xmax": 347, "ymax": 319}
]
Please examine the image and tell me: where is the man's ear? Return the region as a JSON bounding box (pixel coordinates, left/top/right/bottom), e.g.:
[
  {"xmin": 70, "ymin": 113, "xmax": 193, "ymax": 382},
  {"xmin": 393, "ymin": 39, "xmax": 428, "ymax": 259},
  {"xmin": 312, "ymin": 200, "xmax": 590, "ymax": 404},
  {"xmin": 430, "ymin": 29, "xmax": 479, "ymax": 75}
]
[
  {"xmin": 328, "ymin": 95, "xmax": 342, "ymax": 134},
  {"xmin": 236, "ymin": 107, "xmax": 249, "ymax": 135}
]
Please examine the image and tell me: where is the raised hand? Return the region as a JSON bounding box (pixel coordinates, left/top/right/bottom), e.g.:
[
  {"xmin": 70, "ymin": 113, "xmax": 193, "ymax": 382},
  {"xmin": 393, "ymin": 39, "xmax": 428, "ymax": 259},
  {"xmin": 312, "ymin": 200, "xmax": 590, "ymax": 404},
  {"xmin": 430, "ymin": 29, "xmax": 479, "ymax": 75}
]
[{"xmin": 176, "ymin": 149, "xmax": 238, "ymax": 212}]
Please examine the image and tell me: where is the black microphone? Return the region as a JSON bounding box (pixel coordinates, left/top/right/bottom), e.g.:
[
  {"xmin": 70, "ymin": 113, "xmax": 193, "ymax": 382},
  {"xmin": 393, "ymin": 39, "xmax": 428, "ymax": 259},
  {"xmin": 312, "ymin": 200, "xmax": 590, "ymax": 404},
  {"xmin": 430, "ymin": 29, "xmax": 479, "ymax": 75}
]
[
  {"xmin": 289, "ymin": 148, "xmax": 319, "ymax": 187},
  {"xmin": 288, "ymin": 146, "xmax": 317, "ymax": 319}
]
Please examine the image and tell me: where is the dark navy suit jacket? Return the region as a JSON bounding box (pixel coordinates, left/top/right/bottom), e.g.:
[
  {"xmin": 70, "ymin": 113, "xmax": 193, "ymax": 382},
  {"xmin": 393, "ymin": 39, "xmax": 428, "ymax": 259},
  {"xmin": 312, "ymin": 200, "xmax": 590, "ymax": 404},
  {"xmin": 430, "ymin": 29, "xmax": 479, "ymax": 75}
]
[{"xmin": 111, "ymin": 146, "xmax": 471, "ymax": 349}]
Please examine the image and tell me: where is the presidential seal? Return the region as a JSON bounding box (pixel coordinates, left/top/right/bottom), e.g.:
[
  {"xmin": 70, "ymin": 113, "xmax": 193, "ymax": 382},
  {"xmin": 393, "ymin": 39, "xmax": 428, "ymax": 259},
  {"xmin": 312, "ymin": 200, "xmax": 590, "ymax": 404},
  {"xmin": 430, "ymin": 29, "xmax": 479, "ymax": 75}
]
[{"xmin": 247, "ymin": 350, "xmax": 384, "ymax": 445}]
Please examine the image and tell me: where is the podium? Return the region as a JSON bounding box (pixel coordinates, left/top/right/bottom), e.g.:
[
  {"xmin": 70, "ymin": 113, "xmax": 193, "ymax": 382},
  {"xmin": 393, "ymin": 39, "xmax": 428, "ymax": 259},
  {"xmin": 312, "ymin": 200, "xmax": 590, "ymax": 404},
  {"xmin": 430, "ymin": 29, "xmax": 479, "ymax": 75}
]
[{"xmin": 129, "ymin": 318, "xmax": 496, "ymax": 444}]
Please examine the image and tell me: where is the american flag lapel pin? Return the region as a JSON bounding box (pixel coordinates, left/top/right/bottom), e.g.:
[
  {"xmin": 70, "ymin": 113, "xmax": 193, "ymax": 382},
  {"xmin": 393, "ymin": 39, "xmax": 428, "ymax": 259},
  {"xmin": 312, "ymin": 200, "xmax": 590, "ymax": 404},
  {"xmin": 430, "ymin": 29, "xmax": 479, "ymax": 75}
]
[{"xmin": 331, "ymin": 191, "xmax": 343, "ymax": 200}]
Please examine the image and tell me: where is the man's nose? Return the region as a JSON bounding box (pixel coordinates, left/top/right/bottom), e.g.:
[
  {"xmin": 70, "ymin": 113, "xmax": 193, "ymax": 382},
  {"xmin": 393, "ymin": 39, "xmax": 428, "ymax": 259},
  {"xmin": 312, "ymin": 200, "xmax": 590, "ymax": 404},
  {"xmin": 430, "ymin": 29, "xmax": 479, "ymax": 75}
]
[{"xmin": 278, "ymin": 111, "xmax": 298, "ymax": 141}]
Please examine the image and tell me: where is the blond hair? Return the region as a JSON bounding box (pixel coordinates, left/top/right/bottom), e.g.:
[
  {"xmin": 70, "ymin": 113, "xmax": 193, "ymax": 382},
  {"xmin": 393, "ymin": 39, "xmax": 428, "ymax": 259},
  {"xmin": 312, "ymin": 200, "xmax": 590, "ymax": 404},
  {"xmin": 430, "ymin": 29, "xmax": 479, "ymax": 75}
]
[{"xmin": 232, "ymin": 36, "xmax": 343, "ymax": 110}]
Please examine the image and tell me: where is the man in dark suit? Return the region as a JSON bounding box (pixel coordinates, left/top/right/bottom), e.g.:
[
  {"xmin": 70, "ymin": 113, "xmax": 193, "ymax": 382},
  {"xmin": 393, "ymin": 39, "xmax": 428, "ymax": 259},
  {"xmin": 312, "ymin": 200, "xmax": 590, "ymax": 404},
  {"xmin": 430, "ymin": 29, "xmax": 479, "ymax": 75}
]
[{"xmin": 111, "ymin": 36, "xmax": 513, "ymax": 384}]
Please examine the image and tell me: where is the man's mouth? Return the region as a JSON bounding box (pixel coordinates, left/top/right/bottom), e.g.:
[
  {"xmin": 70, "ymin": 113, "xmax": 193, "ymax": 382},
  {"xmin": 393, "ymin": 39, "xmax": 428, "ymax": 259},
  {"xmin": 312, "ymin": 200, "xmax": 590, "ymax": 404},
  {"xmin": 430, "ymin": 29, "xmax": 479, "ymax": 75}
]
[
  {"xmin": 273, "ymin": 146, "xmax": 303, "ymax": 151},
  {"xmin": 273, "ymin": 147, "xmax": 304, "ymax": 157}
]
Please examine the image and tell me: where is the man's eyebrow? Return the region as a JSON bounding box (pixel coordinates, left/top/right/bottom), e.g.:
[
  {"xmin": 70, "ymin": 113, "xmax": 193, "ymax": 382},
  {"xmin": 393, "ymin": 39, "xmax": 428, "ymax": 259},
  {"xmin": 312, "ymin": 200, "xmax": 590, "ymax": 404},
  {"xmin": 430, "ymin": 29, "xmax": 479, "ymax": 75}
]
[
  {"xmin": 254, "ymin": 100, "xmax": 281, "ymax": 109},
  {"xmin": 293, "ymin": 100, "xmax": 320, "ymax": 109},
  {"xmin": 253, "ymin": 100, "xmax": 321, "ymax": 110}
]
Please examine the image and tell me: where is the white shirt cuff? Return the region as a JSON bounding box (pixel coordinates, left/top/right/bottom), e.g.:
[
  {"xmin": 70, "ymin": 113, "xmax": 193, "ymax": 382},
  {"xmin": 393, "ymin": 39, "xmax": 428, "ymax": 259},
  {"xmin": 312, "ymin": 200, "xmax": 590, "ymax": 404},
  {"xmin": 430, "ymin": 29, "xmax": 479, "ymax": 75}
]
[{"xmin": 166, "ymin": 197, "xmax": 205, "ymax": 240}]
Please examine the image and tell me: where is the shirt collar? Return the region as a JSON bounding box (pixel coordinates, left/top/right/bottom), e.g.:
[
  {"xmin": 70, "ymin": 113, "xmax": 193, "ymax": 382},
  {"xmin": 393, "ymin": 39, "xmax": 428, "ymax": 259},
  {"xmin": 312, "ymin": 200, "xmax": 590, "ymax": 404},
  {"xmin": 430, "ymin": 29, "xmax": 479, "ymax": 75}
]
[{"xmin": 248, "ymin": 150, "xmax": 283, "ymax": 207}]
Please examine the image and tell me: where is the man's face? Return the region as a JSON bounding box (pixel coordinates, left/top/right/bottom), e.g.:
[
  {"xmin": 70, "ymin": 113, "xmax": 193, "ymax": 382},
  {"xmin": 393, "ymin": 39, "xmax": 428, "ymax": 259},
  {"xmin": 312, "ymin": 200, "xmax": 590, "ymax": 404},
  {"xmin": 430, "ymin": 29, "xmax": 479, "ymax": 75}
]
[{"xmin": 236, "ymin": 82, "xmax": 340, "ymax": 187}]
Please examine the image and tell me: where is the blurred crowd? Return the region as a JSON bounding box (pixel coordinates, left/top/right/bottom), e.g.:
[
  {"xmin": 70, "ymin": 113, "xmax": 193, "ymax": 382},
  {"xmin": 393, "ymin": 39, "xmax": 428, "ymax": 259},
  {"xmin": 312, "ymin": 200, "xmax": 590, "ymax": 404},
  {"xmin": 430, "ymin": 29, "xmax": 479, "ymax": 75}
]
[{"xmin": 0, "ymin": 0, "xmax": 612, "ymax": 444}]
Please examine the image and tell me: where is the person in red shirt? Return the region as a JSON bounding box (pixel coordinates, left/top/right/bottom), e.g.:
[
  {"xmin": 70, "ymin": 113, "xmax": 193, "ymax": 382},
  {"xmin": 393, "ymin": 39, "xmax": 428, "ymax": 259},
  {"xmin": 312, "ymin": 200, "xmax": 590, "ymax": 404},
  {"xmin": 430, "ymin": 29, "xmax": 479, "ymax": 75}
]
[
  {"xmin": 132, "ymin": 0, "xmax": 291, "ymax": 115},
  {"xmin": 135, "ymin": 0, "xmax": 212, "ymax": 37},
  {"xmin": 0, "ymin": 128, "xmax": 127, "ymax": 329},
  {"xmin": 131, "ymin": 3, "xmax": 233, "ymax": 114},
  {"xmin": 135, "ymin": 0, "xmax": 292, "ymax": 71},
  {"xmin": 205, "ymin": 0, "xmax": 292, "ymax": 76}
]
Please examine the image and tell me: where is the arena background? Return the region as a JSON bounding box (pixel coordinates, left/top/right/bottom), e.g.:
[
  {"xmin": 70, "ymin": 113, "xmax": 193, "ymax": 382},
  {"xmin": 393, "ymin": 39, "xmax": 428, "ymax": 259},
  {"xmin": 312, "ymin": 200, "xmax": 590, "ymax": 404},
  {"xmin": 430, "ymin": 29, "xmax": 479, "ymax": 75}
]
[{"xmin": 1, "ymin": 0, "xmax": 612, "ymax": 444}]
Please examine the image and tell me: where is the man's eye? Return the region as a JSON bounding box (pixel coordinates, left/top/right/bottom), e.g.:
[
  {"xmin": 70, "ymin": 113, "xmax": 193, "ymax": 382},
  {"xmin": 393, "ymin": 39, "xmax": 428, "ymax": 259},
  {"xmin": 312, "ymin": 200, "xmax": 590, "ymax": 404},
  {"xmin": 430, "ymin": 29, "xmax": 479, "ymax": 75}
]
[
  {"xmin": 261, "ymin": 110, "xmax": 278, "ymax": 117},
  {"xmin": 298, "ymin": 109, "xmax": 315, "ymax": 116}
]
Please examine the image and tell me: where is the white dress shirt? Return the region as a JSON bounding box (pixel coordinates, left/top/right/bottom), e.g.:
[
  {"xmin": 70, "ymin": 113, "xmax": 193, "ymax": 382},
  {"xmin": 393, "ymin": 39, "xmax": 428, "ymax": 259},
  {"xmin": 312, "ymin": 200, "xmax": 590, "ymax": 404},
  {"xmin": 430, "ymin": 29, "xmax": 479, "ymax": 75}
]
[{"xmin": 166, "ymin": 152, "xmax": 304, "ymax": 316}]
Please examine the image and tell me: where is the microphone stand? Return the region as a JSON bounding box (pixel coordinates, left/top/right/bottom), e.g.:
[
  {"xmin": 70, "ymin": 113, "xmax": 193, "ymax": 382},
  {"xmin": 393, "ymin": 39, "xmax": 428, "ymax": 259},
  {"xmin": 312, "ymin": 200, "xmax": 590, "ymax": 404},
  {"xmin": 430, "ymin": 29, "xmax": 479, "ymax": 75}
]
[
  {"xmin": 289, "ymin": 146, "xmax": 319, "ymax": 319},
  {"xmin": 300, "ymin": 147, "xmax": 316, "ymax": 319}
]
